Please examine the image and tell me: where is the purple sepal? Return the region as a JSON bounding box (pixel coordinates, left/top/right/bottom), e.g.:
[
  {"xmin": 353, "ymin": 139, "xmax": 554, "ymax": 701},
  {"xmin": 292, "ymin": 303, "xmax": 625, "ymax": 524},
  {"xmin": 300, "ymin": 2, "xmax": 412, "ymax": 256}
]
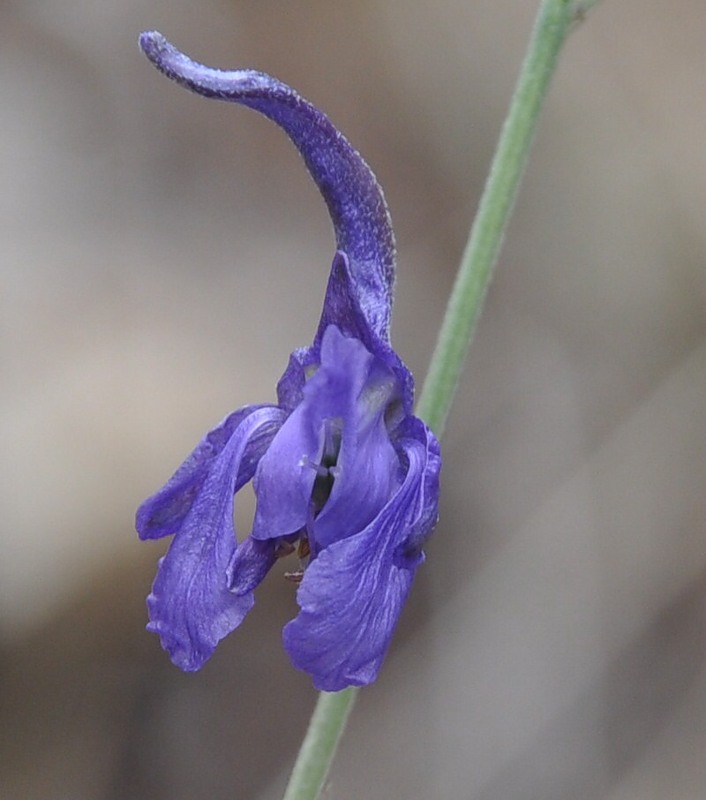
[
  {"xmin": 276, "ymin": 251, "xmax": 414, "ymax": 419},
  {"xmin": 252, "ymin": 325, "xmax": 398, "ymax": 551},
  {"xmin": 136, "ymin": 403, "xmax": 279, "ymax": 540},
  {"xmin": 283, "ymin": 432, "xmax": 441, "ymax": 691},
  {"xmin": 143, "ymin": 405, "xmax": 285, "ymax": 671},
  {"xmin": 139, "ymin": 31, "xmax": 396, "ymax": 343}
]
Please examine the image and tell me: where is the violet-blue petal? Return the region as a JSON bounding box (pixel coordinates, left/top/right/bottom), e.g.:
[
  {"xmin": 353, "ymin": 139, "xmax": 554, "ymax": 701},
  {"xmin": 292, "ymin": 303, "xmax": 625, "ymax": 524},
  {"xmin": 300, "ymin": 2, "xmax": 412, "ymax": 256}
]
[
  {"xmin": 227, "ymin": 535, "xmax": 280, "ymax": 597},
  {"xmin": 136, "ymin": 403, "xmax": 278, "ymax": 540},
  {"xmin": 146, "ymin": 405, "xmax": 285, "ymax": 671},
  {"xmin": 251, "ymin": 325, "xmax": 397, "ymax": 546},
  {"xmin": 277, "ymin": 251, "xmax": 414, "ymax": 420},
  {"xmin": 311, "ymin": 328, "xmax": 400, "ymax": 551},
  {"xmin": 248, "ymin": 403, "xmax": 319, "ymax": 542},
  {"xmin": 139, "ymin": 30, "xmax": 395, "ymax": 343},
  {"xmin": 283, "ymin": 431, "xmax": 441, "ymax": 691},
  {"xmin": 315, "ymin": 250, "xmax": 416, "ymax": 421}
]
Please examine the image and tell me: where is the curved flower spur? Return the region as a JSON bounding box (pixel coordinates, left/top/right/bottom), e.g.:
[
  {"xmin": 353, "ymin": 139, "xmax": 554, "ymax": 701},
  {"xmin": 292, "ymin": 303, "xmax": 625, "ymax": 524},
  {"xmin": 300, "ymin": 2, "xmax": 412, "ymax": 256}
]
[{"xmin": 136, "ymin": 31, "xmax": 441, "ymax": 691}]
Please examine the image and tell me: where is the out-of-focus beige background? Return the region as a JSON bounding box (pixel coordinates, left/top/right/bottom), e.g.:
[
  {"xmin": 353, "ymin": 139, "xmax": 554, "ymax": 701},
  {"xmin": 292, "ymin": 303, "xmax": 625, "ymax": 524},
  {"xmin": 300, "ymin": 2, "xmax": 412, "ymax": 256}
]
[{"xmin": 1, "ymin": 1, "xmax": 705, "ymax": 798}]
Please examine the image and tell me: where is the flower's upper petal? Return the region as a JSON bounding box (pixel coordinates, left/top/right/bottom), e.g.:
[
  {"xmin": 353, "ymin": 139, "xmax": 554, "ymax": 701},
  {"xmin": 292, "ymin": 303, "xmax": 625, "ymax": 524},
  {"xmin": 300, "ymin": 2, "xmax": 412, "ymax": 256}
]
[
  {"xmin": 311, "ymin": 328, "xmax": 400, "ymax": 551},
  {"xmin": 139, "ymin": 31, "xmax": 395, "ymax": 343},
  {"xmin": 252, "ymin": 325, "xmax": 396, "ymax": 544},
  {"xmin": 316, "ymin": 251, "xmax": 415, "ymax": 419},
  {"xmin": 136, "ymin": 403, "xmax": 279, "ymax": 540},
  {"xmin": 249, "ymin": 401, "xmax": 319, "ymax": 542},
  {"xmin": 144, "ymin": 405, "xmax": 285, "ymax": 671},
  {"xmin": 276, "ymin": 252, "xmax": 415, "ymax": 421},
  {"xmin": 282, "ymin": 427, "xmax": 441, "ymax": 691}
]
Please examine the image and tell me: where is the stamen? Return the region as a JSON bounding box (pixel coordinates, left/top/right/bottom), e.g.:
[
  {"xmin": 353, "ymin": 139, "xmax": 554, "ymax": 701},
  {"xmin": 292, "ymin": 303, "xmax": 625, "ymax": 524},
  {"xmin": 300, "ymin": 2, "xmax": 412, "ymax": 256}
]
[
  {"xmin": 297, "ymin": 538, "xmax": 311, "ymax": 559},
  {"xmin": 274, "ymin": 540, "xmax": 296, "ymax": 559},
  {"xmin": 278, "ymin": 534, "xmax": 311, "ymax": 585},
  {"xmin": 301, "ymin": 455, "xmax": 331, "ymax": 478}
]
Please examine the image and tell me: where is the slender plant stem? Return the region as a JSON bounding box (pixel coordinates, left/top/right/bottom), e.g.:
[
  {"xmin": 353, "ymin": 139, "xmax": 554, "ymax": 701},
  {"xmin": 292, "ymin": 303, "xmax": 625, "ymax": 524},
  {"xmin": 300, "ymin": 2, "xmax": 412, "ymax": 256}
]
[
  {"xmin": 282, "ymin": 2, "xmax": 601, "ymax": 798},
  {"xmin": 282, "ymin": 688, "xmax": 358, "ymax": 800},
  {"xmin": 416, "ymin": 0, "xmax": 594, "ymax": 436}
]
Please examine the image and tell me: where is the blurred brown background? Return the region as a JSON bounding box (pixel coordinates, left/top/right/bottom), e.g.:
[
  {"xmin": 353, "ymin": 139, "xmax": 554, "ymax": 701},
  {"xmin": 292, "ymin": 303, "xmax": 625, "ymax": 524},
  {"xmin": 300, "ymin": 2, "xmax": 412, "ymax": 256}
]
[{"xmin": 1, "ymin": 1, "xmax": 705, "ymax": 798}]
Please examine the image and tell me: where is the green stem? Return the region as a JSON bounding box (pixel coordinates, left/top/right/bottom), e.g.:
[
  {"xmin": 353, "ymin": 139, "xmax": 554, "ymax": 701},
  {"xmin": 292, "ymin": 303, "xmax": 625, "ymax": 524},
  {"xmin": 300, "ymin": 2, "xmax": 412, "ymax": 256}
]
[
  {"xmin": 416, "ymin": 0, "xmax": 592, "ymax": 435},
  {"xmin": 282, "ymin": 2, "xmax": 600, "ymax": 798},
  {"xmin": 282, "ymin": 689, "xmax": 358, "ymax": 800}
]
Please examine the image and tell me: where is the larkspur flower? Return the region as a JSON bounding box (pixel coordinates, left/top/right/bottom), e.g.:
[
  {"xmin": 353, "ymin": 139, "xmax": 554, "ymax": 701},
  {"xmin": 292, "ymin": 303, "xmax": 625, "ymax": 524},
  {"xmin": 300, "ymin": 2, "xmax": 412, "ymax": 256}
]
[{"xmin": 136, "ymin": 31, "xmax": 441, "ymax": 692}]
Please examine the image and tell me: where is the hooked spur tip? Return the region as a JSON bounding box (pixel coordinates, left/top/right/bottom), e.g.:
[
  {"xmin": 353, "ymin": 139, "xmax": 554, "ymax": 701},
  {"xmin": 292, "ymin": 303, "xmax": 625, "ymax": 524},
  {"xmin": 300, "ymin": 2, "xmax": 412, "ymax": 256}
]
[
  {"xmin": 137, "ymin": 31, "xmax": 210, "ymax": 92},
  {"xmin": 138, "ymin": 30, "xmax": 168, "ymax": 61},
  {"xmin": 139, "ymin": 31, "xmax": 185, "ymax": 75}
]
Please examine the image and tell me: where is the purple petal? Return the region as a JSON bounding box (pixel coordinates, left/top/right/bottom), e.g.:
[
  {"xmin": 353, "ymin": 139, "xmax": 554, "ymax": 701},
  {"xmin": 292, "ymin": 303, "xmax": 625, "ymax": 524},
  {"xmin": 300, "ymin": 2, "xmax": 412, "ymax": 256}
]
[
  {"xmin": 144, "ymin": 405, "xmax": 285, "ymax": 671},
  {"xmin": 251, "ymin": 326, "xmax": 397, "ymax": 546},
  {"xmin": 139, "ymin": 31, "xmax": 395, "ymax": 342},
  {"xmin": 311, "ymin": 327, "xmax": 400, "ymax": 551},
  {"xmin": 136, "ymin": 403, "xmax": 278, "ymax": 540},
  {"xmin": 283, "ymin": 430, "xmax": 441, "ymax": 691},
  {"xmin": 226, "ymin": 534, "xmax": 280, "ymax": 596},
  {"xmin": 277, "ymin": 251, "xmax": 414, "ymax": 421},
  {"xmin": 248, "ymin": 403, "xmax": 320, "ymax": 542},
  {"xmin": 315, "ymin": 250, "xmax": 416, "ymax": 418}
]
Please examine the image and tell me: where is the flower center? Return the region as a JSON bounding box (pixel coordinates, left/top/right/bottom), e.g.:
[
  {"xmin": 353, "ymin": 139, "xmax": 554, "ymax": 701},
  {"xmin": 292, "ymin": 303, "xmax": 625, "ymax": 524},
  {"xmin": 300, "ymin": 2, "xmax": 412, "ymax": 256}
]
[
  {"xmin": 281, "ymin": 417, "xmax": 343, "ymax": 583},
  {"xmin": 308, "ymin": 417, "xmax": 343, "ymax": 515}
]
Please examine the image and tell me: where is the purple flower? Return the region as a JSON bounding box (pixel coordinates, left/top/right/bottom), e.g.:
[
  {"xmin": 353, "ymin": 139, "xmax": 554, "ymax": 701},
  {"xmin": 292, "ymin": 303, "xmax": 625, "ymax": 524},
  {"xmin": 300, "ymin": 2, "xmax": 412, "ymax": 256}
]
[{"xmin": 136, "ymin": 31, "xmax": 441, "ymax": 692}]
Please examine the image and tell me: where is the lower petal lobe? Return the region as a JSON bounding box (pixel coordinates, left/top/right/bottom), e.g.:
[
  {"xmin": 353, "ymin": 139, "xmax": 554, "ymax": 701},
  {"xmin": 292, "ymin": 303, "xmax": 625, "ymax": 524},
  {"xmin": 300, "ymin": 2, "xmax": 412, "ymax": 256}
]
[
  {"xmin": 144, "ymin": 405, "xmax": 284, "ymax": 671},
  {"xmin": 136, "ymin": 404, "xmax": 279, "ymax": 540},
  {"xmin": 282, "ymin": 434, "xmax": 440, "ymax": 690}
]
